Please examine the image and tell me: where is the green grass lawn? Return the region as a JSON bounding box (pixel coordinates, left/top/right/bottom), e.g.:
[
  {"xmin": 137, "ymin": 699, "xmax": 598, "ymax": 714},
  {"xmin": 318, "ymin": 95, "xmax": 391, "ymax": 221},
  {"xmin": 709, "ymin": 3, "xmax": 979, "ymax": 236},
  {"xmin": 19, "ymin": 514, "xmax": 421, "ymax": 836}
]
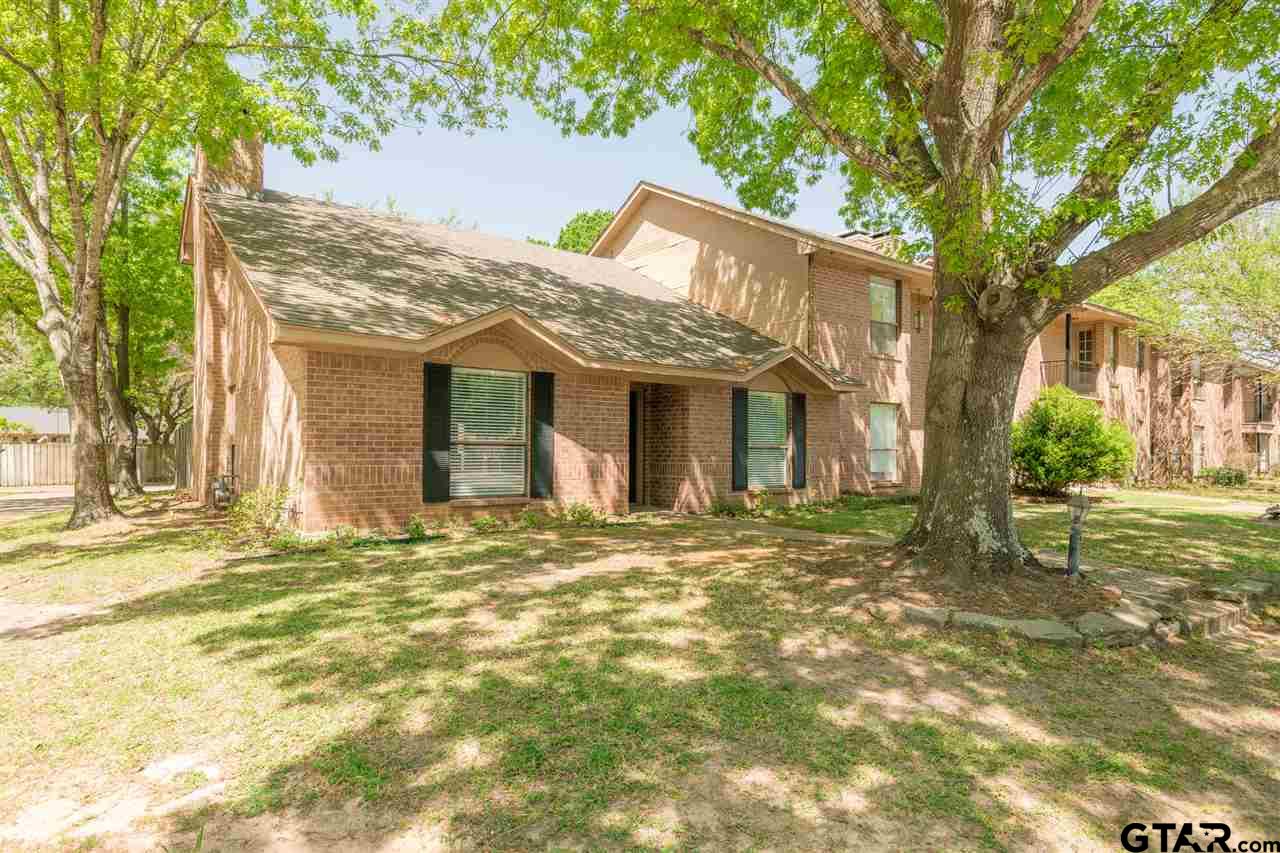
[
  {"xmin": 1, "ymin": 495, "xmax": 1278, "ymax": 851},
  {"xmin": 755, "ymin": 488, "xmax": 1280, "ymax": 586}
]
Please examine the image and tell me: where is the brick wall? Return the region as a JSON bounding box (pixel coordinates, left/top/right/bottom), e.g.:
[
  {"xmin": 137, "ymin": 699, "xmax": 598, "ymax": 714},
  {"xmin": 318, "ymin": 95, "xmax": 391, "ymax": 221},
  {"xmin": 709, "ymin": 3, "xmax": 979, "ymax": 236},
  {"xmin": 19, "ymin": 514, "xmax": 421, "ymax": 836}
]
[
  {"xmin": 191, "ymin": 206, "xmax": 304, "ymax": 507},
  {"xmin": 299, "ymin": 324, "xmax": 630, "ymax": 532},
  {"xmin": 639, "ymin": 380, "xmax": 842, "ymax": 513},
  {"xmin": 809, "ymin": 253, "xmax": 928, "ymax": 491}
]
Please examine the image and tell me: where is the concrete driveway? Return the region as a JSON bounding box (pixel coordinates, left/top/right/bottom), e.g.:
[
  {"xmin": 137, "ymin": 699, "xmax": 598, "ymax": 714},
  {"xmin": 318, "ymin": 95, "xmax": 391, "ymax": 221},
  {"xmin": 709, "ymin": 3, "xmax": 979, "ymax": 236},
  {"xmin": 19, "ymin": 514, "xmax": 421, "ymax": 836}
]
[
  {"xmin": 0, "ymin": 486, "xmax": 76, "ymax": 521},
  {"xmin": 0, "ymin": 485, "xmax": 171, "ymax": 522}
]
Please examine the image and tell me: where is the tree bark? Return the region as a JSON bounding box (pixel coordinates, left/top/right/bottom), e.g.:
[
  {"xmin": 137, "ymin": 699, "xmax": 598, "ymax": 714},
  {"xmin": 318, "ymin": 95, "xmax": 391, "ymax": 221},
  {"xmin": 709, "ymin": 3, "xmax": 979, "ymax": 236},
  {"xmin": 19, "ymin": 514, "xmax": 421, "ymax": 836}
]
[
  {"xmin": 901, "ymin": 271, "xmax": 1036, "ymax": 578},
  {"xmin": 98, "ymin": 308, "xmax": 144, "ymax": 497},
  {"xmin": 61, "ymin": 313, "xmax": 119, "ymax": 528}
]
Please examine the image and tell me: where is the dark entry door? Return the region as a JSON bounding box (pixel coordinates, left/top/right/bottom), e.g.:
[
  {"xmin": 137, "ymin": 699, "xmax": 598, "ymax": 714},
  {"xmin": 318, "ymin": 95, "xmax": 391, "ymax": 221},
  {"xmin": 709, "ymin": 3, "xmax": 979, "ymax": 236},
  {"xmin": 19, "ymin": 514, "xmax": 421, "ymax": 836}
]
[{"xmin": 628, "ymin": 390, "xmax": 640, "ymax": 504}]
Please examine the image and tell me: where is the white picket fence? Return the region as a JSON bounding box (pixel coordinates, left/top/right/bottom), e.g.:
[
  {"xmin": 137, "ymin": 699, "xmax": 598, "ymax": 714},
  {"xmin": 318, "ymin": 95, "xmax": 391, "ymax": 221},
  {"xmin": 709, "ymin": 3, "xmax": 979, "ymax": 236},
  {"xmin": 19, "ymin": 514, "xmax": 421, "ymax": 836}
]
[{"xmin": 0, "ymin": 443, "xmax": 174, "ymax": 487}]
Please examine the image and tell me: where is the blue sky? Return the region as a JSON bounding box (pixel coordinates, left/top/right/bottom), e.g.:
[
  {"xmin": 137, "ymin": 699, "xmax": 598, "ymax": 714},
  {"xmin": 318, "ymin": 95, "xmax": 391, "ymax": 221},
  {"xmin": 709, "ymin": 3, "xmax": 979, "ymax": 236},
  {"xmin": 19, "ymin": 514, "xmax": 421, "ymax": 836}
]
[{"xmin": 265, "ymin": 101, "xmax": 855, "ymax": 244}]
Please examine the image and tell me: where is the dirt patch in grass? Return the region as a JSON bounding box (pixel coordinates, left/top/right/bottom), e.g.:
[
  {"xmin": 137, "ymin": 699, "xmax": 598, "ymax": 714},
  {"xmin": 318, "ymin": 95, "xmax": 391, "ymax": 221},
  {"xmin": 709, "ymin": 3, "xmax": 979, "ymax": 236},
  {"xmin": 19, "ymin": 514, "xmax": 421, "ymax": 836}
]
[
  {"xmin": 792, "ymin": 545, "xmax": 1116, "ymax": 621},
  {"xmin": 3, "ymin": 506, "xmax": 1279, "ymax": 851}
]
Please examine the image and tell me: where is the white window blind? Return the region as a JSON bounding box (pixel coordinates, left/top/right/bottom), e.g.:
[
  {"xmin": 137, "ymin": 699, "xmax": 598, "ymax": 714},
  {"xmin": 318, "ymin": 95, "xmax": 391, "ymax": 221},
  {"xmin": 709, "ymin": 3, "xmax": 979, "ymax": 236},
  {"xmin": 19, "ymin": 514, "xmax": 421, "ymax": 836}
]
[
  {"xmin": 747, "ymin": 390, "xmax": 787, "ymax": 488},
  {"xmin": 450, "ymin": 367, "xmax": 528, "ymax": 498},
  {"xmin": 869, "ymin": 278, "xmax": 898, "ymax": 355},
  {"xmin": 869, "ymin": 403, "xmax": 898, "ymax": 481}
]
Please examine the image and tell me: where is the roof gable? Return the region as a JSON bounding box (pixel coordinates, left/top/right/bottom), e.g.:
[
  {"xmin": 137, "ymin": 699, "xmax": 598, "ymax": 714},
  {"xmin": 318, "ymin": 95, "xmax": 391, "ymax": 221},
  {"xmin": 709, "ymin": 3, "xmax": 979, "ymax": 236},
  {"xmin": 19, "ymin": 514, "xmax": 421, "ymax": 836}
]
[{"xmin": 200, "ymin": 188, "xmax": 859, "ymax": 389}]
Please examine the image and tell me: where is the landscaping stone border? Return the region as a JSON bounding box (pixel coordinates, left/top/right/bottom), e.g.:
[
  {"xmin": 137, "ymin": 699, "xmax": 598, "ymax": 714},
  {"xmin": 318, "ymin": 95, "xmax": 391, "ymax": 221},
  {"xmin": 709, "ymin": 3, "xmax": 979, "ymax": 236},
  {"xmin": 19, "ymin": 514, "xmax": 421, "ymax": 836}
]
[{"xmin": 897, "ymin": 551, "xmax": 1279, "ymax": 650}]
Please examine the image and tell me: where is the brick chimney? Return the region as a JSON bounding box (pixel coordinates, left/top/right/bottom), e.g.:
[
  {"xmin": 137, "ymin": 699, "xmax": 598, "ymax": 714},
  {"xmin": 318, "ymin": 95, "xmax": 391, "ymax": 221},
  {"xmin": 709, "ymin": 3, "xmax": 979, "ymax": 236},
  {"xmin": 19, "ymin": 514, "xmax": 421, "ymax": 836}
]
[{"xmin": 195, "ymin": 136, "xmax": 264, "ymax": 197}]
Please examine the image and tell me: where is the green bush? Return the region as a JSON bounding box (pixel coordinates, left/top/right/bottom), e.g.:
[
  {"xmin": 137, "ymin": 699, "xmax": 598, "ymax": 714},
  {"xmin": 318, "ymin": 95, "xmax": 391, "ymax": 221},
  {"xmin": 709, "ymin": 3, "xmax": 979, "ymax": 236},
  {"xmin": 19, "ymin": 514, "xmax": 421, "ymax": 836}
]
[
  {"xmin": 227, "ymin": 486, "xmax": 292, "ymax": 543},
  {"xmin": 0, "ymin": 415, "xmax": 32, "ymax": 432},
  {"xmin": 1199, "ymin": 466, "xmax": 1248, "ymax": 487},
  {"xmin": 470, "ymin": 514, "xmax": 505, "ymax": 534},
  {"xmin": 515, "ymin": 509, "xmax": 548, "ymax": 530},
  {"xmin": 556, "ymin": 501, "xmax": 608, "ymax": 528},
  {"xmin": 1011, "ymin": 386, "xmax": 1136, "ymax": 496},
  {"xmin": 404, "ymin": 514, "xmax": 430, "ymax": 540}
]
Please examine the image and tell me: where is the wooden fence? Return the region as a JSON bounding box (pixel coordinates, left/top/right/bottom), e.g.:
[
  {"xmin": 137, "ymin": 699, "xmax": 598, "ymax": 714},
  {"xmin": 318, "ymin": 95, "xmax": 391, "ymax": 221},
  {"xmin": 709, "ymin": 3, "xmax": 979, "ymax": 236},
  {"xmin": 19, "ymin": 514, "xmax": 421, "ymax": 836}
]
[{"xmin": 0, "ymin": 443, "xmax": 175, "ymax": 487}]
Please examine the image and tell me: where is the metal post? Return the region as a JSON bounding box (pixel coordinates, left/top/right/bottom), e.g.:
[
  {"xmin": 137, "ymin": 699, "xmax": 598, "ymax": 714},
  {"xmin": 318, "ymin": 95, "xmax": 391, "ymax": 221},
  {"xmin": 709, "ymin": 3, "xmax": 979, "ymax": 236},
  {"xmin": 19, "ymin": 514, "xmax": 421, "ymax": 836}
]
[{"xmin": 1066, "ymin": 520, "xmax": 1082, "ymax": 577}]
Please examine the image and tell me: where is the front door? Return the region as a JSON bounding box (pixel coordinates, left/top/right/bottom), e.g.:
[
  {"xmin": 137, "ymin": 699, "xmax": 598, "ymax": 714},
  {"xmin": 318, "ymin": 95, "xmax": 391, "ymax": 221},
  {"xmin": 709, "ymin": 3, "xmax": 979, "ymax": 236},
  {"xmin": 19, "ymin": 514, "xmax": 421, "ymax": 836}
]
[{"xmin": 628, "ymin": 389, "xmax": 640, "ymax": 504}]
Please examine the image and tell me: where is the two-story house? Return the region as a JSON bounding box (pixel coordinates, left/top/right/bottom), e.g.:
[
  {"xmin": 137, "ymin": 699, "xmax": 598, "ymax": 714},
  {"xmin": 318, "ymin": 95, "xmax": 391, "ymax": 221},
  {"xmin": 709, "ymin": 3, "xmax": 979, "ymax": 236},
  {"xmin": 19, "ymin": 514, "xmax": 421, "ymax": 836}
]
[{"xmin": 183, "ymin": 145, "xmax": 1276, "ymax": 531}]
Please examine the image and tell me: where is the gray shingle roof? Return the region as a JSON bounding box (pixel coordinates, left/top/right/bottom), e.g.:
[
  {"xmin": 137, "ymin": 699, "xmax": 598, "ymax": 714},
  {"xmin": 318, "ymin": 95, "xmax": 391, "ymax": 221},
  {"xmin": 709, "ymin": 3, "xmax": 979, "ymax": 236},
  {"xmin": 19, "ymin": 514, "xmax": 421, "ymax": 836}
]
[{"xmin": 204, "ymin": 189, "xmax": 830, "ymax": 377}]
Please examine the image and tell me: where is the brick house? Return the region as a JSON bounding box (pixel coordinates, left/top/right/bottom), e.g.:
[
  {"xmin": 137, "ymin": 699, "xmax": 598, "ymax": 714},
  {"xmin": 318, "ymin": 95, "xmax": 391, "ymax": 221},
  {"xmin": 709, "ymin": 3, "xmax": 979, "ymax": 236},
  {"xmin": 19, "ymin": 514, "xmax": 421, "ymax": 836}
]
[{"xmin": 182, "ymin": 146, "xmax": 1276, "ymax": 532}]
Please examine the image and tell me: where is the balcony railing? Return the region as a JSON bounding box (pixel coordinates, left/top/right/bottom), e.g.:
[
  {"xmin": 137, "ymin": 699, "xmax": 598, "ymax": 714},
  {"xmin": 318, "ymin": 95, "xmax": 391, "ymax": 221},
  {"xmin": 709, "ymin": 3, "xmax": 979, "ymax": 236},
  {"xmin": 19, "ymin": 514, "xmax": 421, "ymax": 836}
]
[
  {"xmin": 1245, "ymin": 398, "xmax": 1275, "ymax": 424},
  {"xmin": 1041, "ymin": 360, "xmax": 1101, "ymax": 397}
]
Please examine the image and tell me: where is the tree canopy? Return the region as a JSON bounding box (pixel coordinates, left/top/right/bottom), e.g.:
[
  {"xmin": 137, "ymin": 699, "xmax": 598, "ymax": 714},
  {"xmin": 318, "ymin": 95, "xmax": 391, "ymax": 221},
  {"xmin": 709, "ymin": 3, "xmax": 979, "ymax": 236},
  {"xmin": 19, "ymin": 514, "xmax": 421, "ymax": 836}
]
[
  {"xmin": 0, "ymin": 0, "xmax": 493, "ymax": 525},
  {"xmin": 1097, "ymin": 205, "xmax": 1280, "ymax": 382},
  {"xmin": 433, "ymin": 0, "xmax": 1280, "ymax": 575},
  {"xmin": 553, "ymin": 209, "xmax": 615, "ymax": 253}
]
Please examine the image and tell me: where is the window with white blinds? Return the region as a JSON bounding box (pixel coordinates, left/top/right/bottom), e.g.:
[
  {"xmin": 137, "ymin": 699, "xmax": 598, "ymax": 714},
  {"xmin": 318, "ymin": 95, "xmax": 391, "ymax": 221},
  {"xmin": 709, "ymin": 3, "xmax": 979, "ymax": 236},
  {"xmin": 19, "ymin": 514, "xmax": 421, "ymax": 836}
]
[
  {"xmin": 449, "ymin": 367, "xmax": 528, "ymax": 498},
  {"xmin": 869, "ymin": 278, "xmax": 898, "ymax": 355},
  {"xmin": 747, "ymin": 390, "xmax": 788, "ymax": 488},
  {"xmin": 869, "ymin": 403, "xmax": 898, "ymax": 481}
]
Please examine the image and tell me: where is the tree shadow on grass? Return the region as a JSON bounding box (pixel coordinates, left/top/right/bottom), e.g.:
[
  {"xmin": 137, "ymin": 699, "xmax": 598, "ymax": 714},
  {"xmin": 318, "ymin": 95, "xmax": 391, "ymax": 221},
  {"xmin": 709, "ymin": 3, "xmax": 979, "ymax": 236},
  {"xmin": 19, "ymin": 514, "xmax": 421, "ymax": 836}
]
[
  {"xmin": 8, "ymin": 516, "xmax": 1280, "ymax": 850},
  {"xmin": 1016, "ymin": 504, "xmax": 1280, "ymax": 584}
]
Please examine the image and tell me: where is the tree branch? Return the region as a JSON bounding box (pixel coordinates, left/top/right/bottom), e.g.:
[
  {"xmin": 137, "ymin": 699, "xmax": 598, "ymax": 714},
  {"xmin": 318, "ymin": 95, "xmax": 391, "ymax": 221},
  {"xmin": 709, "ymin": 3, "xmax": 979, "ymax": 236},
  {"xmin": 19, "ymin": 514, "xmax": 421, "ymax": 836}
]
[
  {"xmin": 983, "ymin": 0, "xmax": 1104, "ymax": 149},
  {"xmin": 1051, "ymin": 117, "xmax": 1280, "ymax": 309},
  {"xmin": 682, "ymin": 23, "xmax": 912, "ymax": 189},
  {"xmin": 842, "ymin": 0, "xmax": 934, "ymax": 94},
  {"xmin": 880, "ymin": 67, "xmax": 942, "ymax": 185},
  {"xmin": 1028, "ymin": 0, "xmax": 1245, "ymax": 267}
]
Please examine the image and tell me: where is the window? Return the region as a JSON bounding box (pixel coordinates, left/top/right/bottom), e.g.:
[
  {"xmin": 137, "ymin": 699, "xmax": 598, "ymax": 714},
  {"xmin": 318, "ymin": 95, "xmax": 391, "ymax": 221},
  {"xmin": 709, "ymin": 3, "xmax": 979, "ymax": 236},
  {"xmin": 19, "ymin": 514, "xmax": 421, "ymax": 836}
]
[
  {"xmin": 869, "ymin": 278, "xmax": 899, "ymax": 355},
  {"xmin": 1251, "ymin": 379, "xmax": 1274, "ymax": 423},
  {"xmin": 1076, "ymin": 329, "xmax": 1094, "ymax": 366},
  {"xmin": 747, "ymin": 390, "xmax": 788, "ymax": 488},
  {"xmin": 869, "ymin": 404, "xmax": 899, "ymax": 481},
  {"xmin": 1191, "ymin": 356, "xmax": 1204, "ymax": 400},
  {"xmin": 1109, "ymin": 327, "xmax": 1119, "ymax": 372},
  {"xmin": 449, "ymin": 367, "xmax": 528, "ymax": 498},
  {"xmin": 1137, "ymin": 340, "xmax": 1146, "ymax": 373}
]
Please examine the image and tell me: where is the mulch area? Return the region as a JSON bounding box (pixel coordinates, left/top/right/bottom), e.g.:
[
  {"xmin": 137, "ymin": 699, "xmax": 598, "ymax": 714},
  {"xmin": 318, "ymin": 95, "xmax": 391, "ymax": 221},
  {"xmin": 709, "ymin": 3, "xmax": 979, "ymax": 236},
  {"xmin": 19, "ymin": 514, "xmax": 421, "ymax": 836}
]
[{"xmin": 796, "ymin": 544, "xmax": 1116, "ymax": 621}]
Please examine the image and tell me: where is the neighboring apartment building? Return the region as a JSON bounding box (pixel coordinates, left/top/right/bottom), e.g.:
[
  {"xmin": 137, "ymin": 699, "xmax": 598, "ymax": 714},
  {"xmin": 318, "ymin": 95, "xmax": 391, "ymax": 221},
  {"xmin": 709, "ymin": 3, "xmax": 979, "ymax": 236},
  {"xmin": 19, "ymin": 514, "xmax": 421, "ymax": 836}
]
[{"xmin": 183, "ymin": 145, "xmax": 1276, "ymax": 532}]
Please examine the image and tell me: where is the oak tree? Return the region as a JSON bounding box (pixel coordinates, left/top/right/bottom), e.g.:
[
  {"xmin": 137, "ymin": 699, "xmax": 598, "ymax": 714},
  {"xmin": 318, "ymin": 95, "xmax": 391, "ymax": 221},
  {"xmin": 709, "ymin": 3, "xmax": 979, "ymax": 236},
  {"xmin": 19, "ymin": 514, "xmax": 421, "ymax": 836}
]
[
  {"xmin": 0, "ymin": 0, "xmax": 490, "ymax": 526},
  {"xmin": 438, "ymin": 0, "xmax": 1280, "ymax": 577}
]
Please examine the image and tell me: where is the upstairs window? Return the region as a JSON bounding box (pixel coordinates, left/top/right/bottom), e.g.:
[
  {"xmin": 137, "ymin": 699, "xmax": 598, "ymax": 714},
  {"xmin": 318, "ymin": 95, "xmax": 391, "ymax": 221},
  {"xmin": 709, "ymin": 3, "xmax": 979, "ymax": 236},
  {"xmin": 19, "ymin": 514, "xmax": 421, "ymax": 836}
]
[
  {"xmin": 1109, "ymin": 327, "xmax": 1120, "ymax": 371},
  {"xmin": 449, "ymin": 367, "xmax": 528, "ymax": 498},
  {"xmin": 1076, "ymin": 329, "xmax": 1095, "ymax": 366},
  {"xmin": 869, "ymin": 278, "xmax": 899, "ymax": 355},
  {"xmin": 747, "ymin": 391, "xmax": 788, "ymax": 488},
  {"xmin": 1137, "ymin": 340, "xmax": 1146, "ymax": 373},
  {"xmin": 869, "ymin": 403, "xmax": 899, "ymax": 481}
]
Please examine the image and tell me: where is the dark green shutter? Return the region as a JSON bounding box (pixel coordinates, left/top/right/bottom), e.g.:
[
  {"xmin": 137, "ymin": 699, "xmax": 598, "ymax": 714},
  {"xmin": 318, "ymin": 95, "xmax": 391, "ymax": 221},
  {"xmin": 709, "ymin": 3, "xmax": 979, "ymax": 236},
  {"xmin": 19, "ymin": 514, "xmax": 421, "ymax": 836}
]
[
  {"xmin": 732, "ymin": 387, "xmax": 748, "ymax": 491},
  {"xmin": 531, "ymin": 372, "xmax": 554, "ymax": 499},
  {"xmin": 792, "ymin": 393, "xmax": 807, "ymax": 489},
  {"xmin": 423, "ymin": 363, "xmax": 451, "ymax": 502},
  {"xmin": 895, "ymin": 280, "xmax": 904, "ymax": 340}
]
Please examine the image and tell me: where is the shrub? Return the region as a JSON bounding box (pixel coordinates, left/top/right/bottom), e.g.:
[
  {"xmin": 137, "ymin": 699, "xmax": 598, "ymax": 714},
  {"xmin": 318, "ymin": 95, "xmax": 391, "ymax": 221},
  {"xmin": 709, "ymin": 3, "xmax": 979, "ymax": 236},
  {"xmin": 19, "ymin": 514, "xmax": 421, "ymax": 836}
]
[
  {"xmin": 227, "ymin": 486, "xmax": 292, "ymax": 543},
  {"xmin": 404, "ymin": 514, "xmax": 430, "ymax": 540},
  {"xmin": 709, "ymin": 498, "xmax": 751, "ymax": 518},
  {"xmin": 515, "ymin": 509, "xmax": 548, "ymax": 530},
  {"xmin": 1199, "ymin": 466, "xmax": 1248, "ymax": 487},
  {"xmin": 267, "ymin": 528, "xmax": 308, "ymax": 552},
  {"xmin": 470, "ymin": 514, "xmax": 505, "ymax": 534},
  {"xmin": 332, "ymin": 524, "xmax": 357, "ymax": 547},
  {"xmin": 1011, "ymin": 386, "xmax": 1136, "ymax": 496},
  {"xmin": 558, "ymin": 501, "xmax": 608, "ymax": 528}
]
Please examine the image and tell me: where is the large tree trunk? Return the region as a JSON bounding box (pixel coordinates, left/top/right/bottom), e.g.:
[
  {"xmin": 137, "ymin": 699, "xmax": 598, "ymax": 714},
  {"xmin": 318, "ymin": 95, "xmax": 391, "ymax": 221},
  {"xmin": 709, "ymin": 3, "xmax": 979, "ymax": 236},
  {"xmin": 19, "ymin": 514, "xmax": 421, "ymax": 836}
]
[
  {"xmin": 62, "ymin": 316, "xmax": 120, "ymax": 528},
  {"xmin": 901, "ymin": 272, "xmax": 1035, "ymax": 580},
  {"xmin": 99, "ymin": 304, "xmax": 143, "ymax": 496}
]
